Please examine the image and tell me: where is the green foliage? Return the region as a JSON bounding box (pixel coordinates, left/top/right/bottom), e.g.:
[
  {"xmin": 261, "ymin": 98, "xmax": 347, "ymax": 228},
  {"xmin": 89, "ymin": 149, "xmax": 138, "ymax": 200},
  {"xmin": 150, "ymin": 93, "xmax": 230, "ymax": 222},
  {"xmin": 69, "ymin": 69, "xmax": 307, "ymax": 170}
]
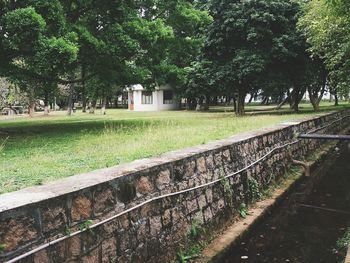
[
  {"xmin": 0, "ymin": 0, "xmax": 212, "ymax": 111},
  {"xmin": 299, "ymin": 0, "xmax": 350, "ymax": 95},
  {"xmin": 248, "ymin": 176, "xmax": 262, "ymax": 201},
  {"xmin": 0, "ymin": 243, "xmax": 6, "ymax": 253},
  {"xmin": 200, "ymin": 0, "xmax": 306, "ymax": 114},
  {"xmin": 220, "ymin": 171, "xmax": 234, "ymax": 206},
  {"xmin": 0, "ymin": 104, "xmax": 347, "ymax": 193},
  {"xmin": 176, "ymin": 250, "xmax": 199, "ymax": 263},
  {"xmin": 190, "ymin": 220, "xmax": 203, "ymax": 239},
  {"xmin": 1, "ymin": 7, "xmax": 46, "ymax": 51},
  {"xmin": 239, "ymin": 203, "xmax": 248, "ymax": 219},
  {"xmin": 78, "ymin": 219, "xmax": 93, "ymax": 234},
  {"xmin": 336, "ymin": 228, "xmax": 350, "ymax": 250},
  {"xmin": 64, "ymin": 225, "xmax": 71, "ymax": 237}
]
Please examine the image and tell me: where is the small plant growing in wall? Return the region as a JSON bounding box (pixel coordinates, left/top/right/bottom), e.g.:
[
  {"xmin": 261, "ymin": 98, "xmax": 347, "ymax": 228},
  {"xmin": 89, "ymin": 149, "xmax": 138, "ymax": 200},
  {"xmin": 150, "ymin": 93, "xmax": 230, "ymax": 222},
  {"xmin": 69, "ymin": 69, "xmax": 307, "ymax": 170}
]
[
  {"xmin": 219, "ymin": 169, "xmax": 234, "ymax": 206},
  {"xmin": 64, "ymin": 225, "xmax": 71, "ymax": 236},
  {"xmin": 78, "ymin": 219, "xmax": 94, "ymax": 235},
  {"xmin": 0, "ymin": 244, "xmax": 6, "ymax": 253},
  {"xmin": 190, "ymin": 220, "xmax": 203, "ymax": 239},
  {"xmin": 247, "ymin": 176, "xmax": 261, "ymax": 201},
  {"xmin": 239, "ymin": 203, "xmax": 249, "ymax": 218},
  {"xmin": 176, "ymin": 246, "xmax": 201, "ymax": 263}
]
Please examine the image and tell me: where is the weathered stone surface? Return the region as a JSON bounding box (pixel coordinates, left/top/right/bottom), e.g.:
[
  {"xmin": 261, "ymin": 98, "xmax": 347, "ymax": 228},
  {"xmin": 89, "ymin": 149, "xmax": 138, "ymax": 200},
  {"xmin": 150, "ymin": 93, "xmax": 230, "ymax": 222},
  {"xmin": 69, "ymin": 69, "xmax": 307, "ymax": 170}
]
[
  {"xmin": 186, "ymin": 198, "xmax": 198, "ymax": 214},
  {"xmin": 206, "ymin": 155, "xmax": 214, "ymax": 170},
  {"xmin": 94, "ymin": 187, "xmax": 115, "ymax": 214},
  {"xmin": 222, "ymin": 149, "xmax": 231, "ymax": 162},
  {"xmin": 0, "ymin": 216, "xmax": 38, "ymax": 252},
  {"xmin": 67, "ymin": 235, "xmax": 81, "ymax": 258},
  {"xmin": 214, "ymin": 152, "xmax": 223, "ymax": 166},
  {"xmin": 71, "ymin": 195, "xmax": 92, "ymax": 222},
  {"xmin": 42, "ymin": 206, "xmax": 67, "ymax": 234},
  {"xmin": 101, "ymin": 237, "xmax": 117, "ymax": 262},
  {"xmin": 33, "ymin": 249, "xmax": 49, "ymax": 263},
  {"xmin": 81, "ymin": 248, "xmax": 100, "ymax": 263},
  {"xmin": 161, "ymin": 209, "xmax": 172, "ymax": 227},
  {"xmin": 206, "ymin": 188, "xmax": 213, "ymax": 203},
  {"xmin": 137, "ymin": 220, "xmax": 148, "ymax": 242},
  {"xmin": 47, "ymin": 241, "xmax": 66, "ymax": 262},
  {"xmin": 156, "ymin": 170, "xmax": 171, "ymax": 190},
  {"xmin": 197, "ymin": 195, "xmax": 207, "ymax": 209},
  {"xmin": 196, "ymin": 157, "xmax": 207, "ymax": 174},
  {"xmin": 136, "ymin": 176, "xmax": 154, "ymax": 195},
  {"xmin": 184, "ymin": 160, "xmax": 196, "ymax": 177},
  {"xmin": 149, "ymin": 216, "xmax": 162, "ymax": 236},
  {"xmin": 203, "ymin": 207, "xmax": 213, "ymax": 222}
]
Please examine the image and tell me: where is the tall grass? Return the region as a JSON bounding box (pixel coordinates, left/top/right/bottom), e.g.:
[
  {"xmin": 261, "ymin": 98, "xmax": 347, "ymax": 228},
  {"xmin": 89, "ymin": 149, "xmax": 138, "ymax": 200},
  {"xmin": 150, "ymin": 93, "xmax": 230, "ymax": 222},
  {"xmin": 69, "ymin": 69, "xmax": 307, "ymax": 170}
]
[{"xmin": 0, "ymin": 102, "xmax": 348, "ymax": 194}]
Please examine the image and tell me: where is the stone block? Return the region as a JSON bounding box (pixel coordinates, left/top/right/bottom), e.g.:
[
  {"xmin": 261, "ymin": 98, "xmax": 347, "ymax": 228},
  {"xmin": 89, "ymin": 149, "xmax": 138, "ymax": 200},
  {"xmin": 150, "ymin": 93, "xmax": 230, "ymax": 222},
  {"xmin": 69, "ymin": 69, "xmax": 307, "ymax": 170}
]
[
  {"xmin": 94, "ymin": 187, "xmax": 115, "ymax": 215},
  {"xmin": 205, "ymin": 154, "xmax": 214, "ymax": 170},
  {"xmin": 0, "ymin": 216, "xmax": 38, "ymax": 252},
  {"xmin": 136, "ymin": 176, "xmax": 154, "ymax": 195},
  {"xmin": 42, "ymin": 205, "xmax": 67, "ymax": 234},
  {"xmin": 184, "ymin": 160, "xmax": 196, "ymax": 177},
  {"xmin": 71, "ymin": 195, "xmax": 92, "ymax": 222},
  {"xmin": 47, "ymin": 241, "xmax": 66, "ymax": 262},
  {"xmin": 161, "ymin": 209, "xmax": 172, "ymax": 227},
  {"xmin": 33, "ymin": 249, "xmax": 49, "ymax": 263},
  {"xmin": 196, "ymin": 157, "xmax": 207, "ymax": 174},
  {"xmin": 203, "ymin": 207, "xmax": 213, "ymax": 222},
  {"xmin": 186, "ymin": 199, "xmax": 198, "ymax": 214},
  {"xmin": 149, "ymin": 216, "xmax": 162, "ymax": 236},
  {"xmin": 137, "ymin": 220, "xmax": 148, "ymax": 242},
  {"xmin": 67, "ymin": 235, "xmax": 81, "ymax": 258},
  {"xmin": 222, "ymin": 149, "xmax": 231, "ymax": 162},
  {"xmin": 214, "ymin": 152, "xmax": 222, "ymax": 166},
  {"xmin": 205, "ymin": 188, "xmax": 213, "ymax": 204},
  {"xmin": 197, "ymin": 195, "xmax": 207, "ymax": 209},
  {"xmin": 156, "ymin": 170, "xmax": 171, "ymax": 190},
  {"xmin": 81, "ymin": 248, "xmax": 100, "ymax": 263},
  {"xmin": 101, "ymin": 237, "xmax": 117, "ymax": 262}
]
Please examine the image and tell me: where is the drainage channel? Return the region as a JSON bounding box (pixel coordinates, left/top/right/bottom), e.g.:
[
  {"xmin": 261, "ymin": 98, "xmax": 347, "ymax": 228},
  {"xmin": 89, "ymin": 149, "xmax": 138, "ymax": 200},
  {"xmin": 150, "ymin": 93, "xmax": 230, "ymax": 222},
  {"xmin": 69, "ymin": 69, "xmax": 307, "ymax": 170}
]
[{"xmin": 219, "ymin": 145, "xmax": 350, "ymax": 263}]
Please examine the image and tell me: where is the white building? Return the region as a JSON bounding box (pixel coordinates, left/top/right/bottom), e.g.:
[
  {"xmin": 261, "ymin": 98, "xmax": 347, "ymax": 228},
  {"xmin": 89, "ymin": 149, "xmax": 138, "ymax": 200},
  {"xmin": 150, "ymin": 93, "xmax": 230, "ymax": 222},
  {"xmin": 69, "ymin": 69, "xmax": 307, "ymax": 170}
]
[{"xmin": 127, "ymin": 84, "xmax": 179, "ymax": 111}]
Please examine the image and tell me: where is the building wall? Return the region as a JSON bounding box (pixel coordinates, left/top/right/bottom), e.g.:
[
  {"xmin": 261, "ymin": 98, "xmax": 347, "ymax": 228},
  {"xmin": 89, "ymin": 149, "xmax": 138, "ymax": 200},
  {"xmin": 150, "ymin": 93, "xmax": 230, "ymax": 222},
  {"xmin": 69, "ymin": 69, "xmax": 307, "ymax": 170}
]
[
  {"xmin": 0, "ymin": 110, "xmax": 349, "ymax": 263},
  {"xmin": 130, "ymin": 90, "xmax": 179, "ymax": 112}
]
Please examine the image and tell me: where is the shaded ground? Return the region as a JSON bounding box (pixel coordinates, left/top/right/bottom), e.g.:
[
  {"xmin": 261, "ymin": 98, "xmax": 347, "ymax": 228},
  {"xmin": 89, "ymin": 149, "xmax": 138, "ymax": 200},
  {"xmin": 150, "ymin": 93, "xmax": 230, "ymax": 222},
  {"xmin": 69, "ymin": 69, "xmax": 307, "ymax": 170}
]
[{"xmin": 220, "ymin": 146, "xmax": 350, "ymax": 263}]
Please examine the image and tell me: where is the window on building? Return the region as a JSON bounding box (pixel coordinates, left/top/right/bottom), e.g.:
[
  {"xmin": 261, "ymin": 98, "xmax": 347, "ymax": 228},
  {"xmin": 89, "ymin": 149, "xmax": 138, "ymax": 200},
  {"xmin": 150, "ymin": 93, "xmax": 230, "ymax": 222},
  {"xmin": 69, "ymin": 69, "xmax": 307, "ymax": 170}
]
[
  {"xmin": 163, "ymin": 90, "xmax": 174, "ymax": 104},
  {"xmin": 141, "ymin": 91, "xmax": 153, "ymax": 104}
]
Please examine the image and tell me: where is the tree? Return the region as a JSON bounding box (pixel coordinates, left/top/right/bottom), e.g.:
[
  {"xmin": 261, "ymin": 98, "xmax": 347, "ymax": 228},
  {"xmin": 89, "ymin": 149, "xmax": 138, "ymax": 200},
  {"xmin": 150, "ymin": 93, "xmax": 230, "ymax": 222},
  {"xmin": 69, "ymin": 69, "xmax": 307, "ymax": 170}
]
[
  {"xmin": 299, "ymin": 0, "xmax": 350, "ymax": 102},
  {"xmin": 1, "ymin": 1, "xmax": 212, "ymax": 115},
  {"xmin": 203, "ymin": 0, "xmax": 304, "ymax": 115}
]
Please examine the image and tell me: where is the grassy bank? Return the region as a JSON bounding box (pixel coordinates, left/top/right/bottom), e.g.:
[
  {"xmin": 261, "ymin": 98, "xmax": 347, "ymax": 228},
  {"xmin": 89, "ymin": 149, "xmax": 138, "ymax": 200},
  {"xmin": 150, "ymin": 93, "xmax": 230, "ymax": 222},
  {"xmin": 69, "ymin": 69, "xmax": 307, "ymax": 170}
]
[{"xmin": 0, "ymin": 102, "xmax": 348, "ymax": 193}]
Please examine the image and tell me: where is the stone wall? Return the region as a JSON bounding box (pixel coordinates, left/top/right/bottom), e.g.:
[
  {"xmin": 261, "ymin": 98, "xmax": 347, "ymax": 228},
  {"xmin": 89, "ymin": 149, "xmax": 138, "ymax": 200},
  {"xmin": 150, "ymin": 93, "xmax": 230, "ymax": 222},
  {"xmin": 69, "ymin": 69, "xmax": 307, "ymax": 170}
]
[{"xmin": 0, "ymin": 109, "xmax": 349, "ymax": 263}]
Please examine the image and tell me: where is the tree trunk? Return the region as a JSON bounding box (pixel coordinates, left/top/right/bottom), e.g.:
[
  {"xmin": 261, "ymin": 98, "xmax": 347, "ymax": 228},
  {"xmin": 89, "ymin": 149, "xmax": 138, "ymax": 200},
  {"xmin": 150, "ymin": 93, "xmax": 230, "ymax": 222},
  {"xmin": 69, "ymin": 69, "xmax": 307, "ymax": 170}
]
[
  {"xmin": 101, "ymin": 96, "xmax": 107, "ymax": 115},
  {"xmin": 291, "ymin": 85, "xmax": 305, "ymax": 113},
  {"xmin": 82, "ymin": 95, "xmax": 87, "ymax": 113},
  {"xmin": 334, "ymin": 93, "xmax": 339, "ymax": 106},
  {"xmin": 28, "ymin": 89, "xmax": 35, "ymax": 117},
  {"xmin": 67, "ymin": 81, "xmax": 75, "ymax": 116},
  {"xmin": 89, "ymin": 100, "xmax": 96, "ymax": 114},
  {"xmin": 204, "ymin": 95, "xmax": 210, "ymax": 111},
  {"xmin": 276, "ymin": 92, "xmax": 290, "ymax": 110},
  {"xmin": 247, "ymin": 93, "xmax": 255, "ymax": 104},
  {"xmin": 236, "ymin": 89, "xmax": 246, "ymax": 116},
  {"xmin": 308, "ymin": 83, "xmax": 326, "ymax": 112},
  {"xmin": 232, "ymin": 96, "xmax": 237, "ymax": 112},
  {"xmin": 44, "ymin": 93, "xmax": 49, "ymax": 116},
  {"xmin": 81, "ymin": 66, "xmax": 87, "ymax": 113}
]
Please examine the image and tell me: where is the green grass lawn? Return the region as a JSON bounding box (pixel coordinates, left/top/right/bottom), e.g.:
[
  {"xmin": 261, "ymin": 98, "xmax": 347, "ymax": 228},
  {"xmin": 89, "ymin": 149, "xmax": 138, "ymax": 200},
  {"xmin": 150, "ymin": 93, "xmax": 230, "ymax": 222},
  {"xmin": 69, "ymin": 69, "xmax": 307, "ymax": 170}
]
[{"xmin": 0, "ymin": 101, "xmax": 349, "ymax": 194}]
